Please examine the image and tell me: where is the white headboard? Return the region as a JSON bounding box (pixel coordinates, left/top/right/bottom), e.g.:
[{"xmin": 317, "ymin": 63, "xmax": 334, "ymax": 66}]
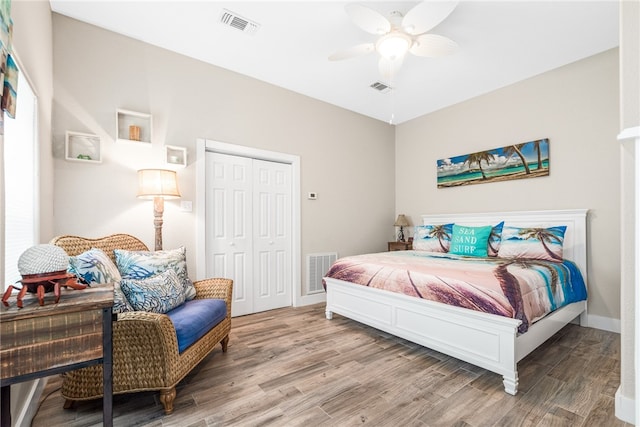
[{"xmin": 420, "ymin": 209, "xmax": 589, "ymax": 283}]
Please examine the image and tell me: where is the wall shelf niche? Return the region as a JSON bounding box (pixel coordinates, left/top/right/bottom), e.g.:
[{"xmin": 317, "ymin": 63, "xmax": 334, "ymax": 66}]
[
  {"xmin": 116, "ymin": 109, "xmax": 152, "ymax": 144},
  {"xmin": 65, "ymin": 131, "xmax": 102, "ymax": 163},
  {"xmin": 165, "ymin": 145, "xmax": 187, "ymax": 167}
]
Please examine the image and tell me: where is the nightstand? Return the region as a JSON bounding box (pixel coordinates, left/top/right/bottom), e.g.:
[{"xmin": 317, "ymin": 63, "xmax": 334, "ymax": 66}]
[{"xmin": 388, "ymin": 241, "xmax": 412, "ymax": 251}]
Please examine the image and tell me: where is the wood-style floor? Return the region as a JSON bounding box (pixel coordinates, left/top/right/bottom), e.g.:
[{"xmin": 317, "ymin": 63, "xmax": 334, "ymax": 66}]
[{"xmin": 32, "ymin": 303, "xmax": 628, "ymax": 427}]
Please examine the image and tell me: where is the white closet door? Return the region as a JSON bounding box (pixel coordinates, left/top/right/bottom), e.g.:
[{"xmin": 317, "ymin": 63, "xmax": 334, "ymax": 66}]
[
  {"xmin": 252, "ymin": 159, "xmax": 292, "ymax": 313},
  {"xmin": 206, "ymin": 152, "xmax": 253, "ymax": 316},
  {"xmin": 206, "ymin": 152, "xmax": 292, "ymax": 316}
]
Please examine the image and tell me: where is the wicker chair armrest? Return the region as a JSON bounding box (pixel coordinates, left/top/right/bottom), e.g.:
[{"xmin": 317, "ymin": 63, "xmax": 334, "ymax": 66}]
[
  {"xmin": 193, "ymin": 278, "xmax": 233, "ymax": 317},
  {"xmin": 113, "ymin": 311, "xmax": 180, "ymax": 376}
]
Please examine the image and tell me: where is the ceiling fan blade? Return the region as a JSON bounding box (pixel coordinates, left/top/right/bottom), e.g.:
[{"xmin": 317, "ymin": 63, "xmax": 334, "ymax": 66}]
[
  {"xmin": 345, "ymin": 3, "xmax": 391, "ymax": 35},
  {"xmin": 410, "ymin": 34, "xmax": 458, "ymax": 57},
  {"xmin": 378, "ymin": 56, "xmax": 405, "ymax": 79},
  {"xmin": 328, "ymin": 43, "xmax": 375, "ymax": 61},
  {"xmin": 402, "ymin": 1, "xmax": 458, "ymax": 35}
]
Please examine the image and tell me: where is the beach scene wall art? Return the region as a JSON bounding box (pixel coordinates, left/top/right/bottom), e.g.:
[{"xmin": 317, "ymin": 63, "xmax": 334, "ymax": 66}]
[{"xmin": 437, "ymin": 138, "xmax": 549, "ymax": 188}]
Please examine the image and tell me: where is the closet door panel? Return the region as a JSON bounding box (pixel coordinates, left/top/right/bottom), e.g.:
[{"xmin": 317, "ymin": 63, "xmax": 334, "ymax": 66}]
[{"xmin": 206, "ymin": 152, "xmax": 254, "ymax": 316}]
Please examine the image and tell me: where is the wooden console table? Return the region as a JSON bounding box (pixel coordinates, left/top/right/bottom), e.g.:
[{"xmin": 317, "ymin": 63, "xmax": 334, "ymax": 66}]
[{"xmin": 0, "ymin": 284, "xmax": 114, "ymax": 427}]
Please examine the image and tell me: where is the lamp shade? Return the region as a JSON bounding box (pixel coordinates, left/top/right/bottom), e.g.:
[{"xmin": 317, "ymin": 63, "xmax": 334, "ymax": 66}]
[
  {"xmin": 137, "ymin": 169, "xmax": 181, "ymax": 199},
  {"xmin": 394, "ymin": 214, "xmax": 409, "ymax": 227}
]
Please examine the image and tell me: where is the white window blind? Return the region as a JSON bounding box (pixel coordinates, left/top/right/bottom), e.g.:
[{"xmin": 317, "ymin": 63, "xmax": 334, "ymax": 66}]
[{"xmin": 4, "ymin": 63, "xmax": 37, "ymax": 288}]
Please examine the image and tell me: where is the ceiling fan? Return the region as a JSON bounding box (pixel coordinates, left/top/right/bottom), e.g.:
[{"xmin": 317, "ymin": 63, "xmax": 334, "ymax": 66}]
[{"xmin": 329, "ymin": 1, "xmax": 459, "ymax": 79}]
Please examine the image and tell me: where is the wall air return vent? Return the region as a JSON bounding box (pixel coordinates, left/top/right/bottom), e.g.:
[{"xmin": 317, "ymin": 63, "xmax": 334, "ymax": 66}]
[
  {"xmin": 370, "ymin": 81, "xmax": 392, "ymax": 93},
  {"xmin": 219, "ymin": 9, "xmax": 260, "ymax": 35},
  {"xmin": 306, "ymin": 252, "xmax": 337, "ymax": 295}
]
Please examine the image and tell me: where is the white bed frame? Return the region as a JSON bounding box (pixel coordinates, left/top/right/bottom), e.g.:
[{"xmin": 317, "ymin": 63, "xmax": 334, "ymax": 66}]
[{"xmin": 324, "ymin": 209, "xmax": 588, "ymax": 395}]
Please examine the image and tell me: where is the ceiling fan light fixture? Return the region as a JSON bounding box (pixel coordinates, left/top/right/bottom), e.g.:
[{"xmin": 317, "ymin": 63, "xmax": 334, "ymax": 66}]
[{"xmin": 376, "ymin": 32, "xmax": 411, "ymax": 60}]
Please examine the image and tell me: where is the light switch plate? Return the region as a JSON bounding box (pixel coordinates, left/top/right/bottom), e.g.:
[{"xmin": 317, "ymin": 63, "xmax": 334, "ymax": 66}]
[{"xmin": 180, "ymin": 201, "xmax": 193, "ymax": 212}]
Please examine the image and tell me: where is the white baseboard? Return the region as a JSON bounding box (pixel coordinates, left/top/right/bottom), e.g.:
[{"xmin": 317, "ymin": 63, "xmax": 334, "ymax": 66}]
[
  {"xmin": 585, "ymin": 314, "xmax": 621, "ymax": 333},
  {"xmin": 295, "ymin": 292, "xmax": 326, "ymax": 307},
  {"xmin": 615, "ymin": 386, "xmax": 635, "ymax": 424}
]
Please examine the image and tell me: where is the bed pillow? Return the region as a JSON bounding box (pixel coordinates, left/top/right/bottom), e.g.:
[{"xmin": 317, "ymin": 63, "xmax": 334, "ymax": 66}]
[
  {"xmin": 487, "ymin": 221, "xmax": 505, "ymax": 257},
  {"xmin": 68, "ymin": 248, "xmax": 132, "ymax": 314},
  {"xmin": 115, "ymin": 246, "xmax": 196, "ymax": 301},
  {"xmin": 120, "ymin": 269, "xmax": 186, "ymax": 314},
  {"xmin": 497, "ymin": 225, "xmax": 567, "ymax": 262},
  {"xmin": 412, "ymin": 223, "xmax": 454, "ymax": 252},
  {"xmin": 449, "ymin": 224, "xmax": 493, "ymax": 257}
]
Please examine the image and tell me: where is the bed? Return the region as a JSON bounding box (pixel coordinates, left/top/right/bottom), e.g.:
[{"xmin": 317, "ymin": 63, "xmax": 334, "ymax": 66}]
[{"xmin": 323, "ymin": 209, "xmax": 588, "ymax": 395}]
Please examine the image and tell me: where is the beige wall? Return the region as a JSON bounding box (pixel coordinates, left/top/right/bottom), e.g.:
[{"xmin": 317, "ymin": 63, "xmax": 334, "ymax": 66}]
[
  {"xmin": 51, "ymin": 14, "xmax": 395, "ymax": 289},
  {"xmin": 620, "ymin": 0, "xmax": 640, "ymax": 131},
  {"xmin": 396, "ymin": 49, "xmax": 620, "ymax": 322},
  {"xmin": 12, "ymin": 0, "xmax": 54, "ymax": 241}
]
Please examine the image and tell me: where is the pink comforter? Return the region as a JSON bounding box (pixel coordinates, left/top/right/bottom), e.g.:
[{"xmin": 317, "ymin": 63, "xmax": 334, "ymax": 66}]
[{"xmin": 324, "ymin": 251, "xmax": 587, "ymax": 333}]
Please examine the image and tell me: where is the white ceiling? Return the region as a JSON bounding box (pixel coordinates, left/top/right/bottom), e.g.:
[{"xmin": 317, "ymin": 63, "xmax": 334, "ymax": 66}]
[{"xmin": 48, "ymin": 1, "xmax": 619, "ymax": 124}]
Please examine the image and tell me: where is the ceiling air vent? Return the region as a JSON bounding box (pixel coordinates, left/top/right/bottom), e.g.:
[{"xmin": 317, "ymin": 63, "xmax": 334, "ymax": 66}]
[
  {"xmin": 219, "ymin": 9, "xmax": 260, "ymax": 35},
  {"xmin": 370, "ymin": 81, "xmax": 392, "ymax": 93}
]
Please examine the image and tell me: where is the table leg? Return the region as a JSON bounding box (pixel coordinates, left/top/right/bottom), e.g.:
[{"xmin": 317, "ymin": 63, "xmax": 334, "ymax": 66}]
[
  {"xmin": 102, "ymin": 308, "xmax": 113, "ymax": 427},
  {"xmin": 1, "ymin": 385, "xmax": 10, "ymax": 427}
]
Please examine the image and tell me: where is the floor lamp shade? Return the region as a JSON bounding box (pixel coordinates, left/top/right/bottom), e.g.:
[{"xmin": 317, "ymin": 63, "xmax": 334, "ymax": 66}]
[
  {"xmin": 137, "ymin": 169, "xmax": 181, "ymax": 251},
  {"xmin": 137, "ymin": 169, "xmax": 181, "ymax": 199}
]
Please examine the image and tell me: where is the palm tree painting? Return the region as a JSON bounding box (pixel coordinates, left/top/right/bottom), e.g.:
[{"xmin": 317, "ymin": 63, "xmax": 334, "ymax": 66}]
[
  {"xmin": 463, "ymin": 151, "xmax": 495, "ymax": 180},
  {"xmin": 437, "ymin": 138, "xmax": 549, "ymax": 188}
]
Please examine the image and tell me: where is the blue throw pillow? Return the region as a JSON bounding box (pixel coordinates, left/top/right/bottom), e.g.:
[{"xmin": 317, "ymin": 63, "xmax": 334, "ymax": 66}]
[{"xmin": 449, "ymin": 224, "xmax": 493, "ymax": 257}]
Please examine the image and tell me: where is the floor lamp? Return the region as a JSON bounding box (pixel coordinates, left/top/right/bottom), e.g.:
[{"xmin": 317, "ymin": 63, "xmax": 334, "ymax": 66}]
[{"xmin": 137, "ymin": 169, "xmax": 181, "ymax": 251}]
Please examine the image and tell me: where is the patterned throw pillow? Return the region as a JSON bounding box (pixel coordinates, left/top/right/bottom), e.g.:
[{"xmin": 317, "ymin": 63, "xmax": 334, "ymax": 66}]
[
  {"xmin": 112, "ymin": 282, "xmax": 134, "ymax": 313},
  {"xmin": 115, "ymin": 246, "xmax": 196, "ymax": 300},
  {"xmin": 69, "ymin": 248, "xmax": 121, "ymax": 284},
  {"xmin": 68, "ymin": 248, "xmax": 132, "ymax": 314},
  {"xmin": 449, "ymin": 224, "xmax": 493, "ymax": 257},
  {"xmin": 120, "ymin": 269, "xmax": 186, "ymax": 314},
  {"xmin": 412, "ymin": 223, "xmax": 454, "ymax": 252},
  {"xmin": 497, "ymin": 225, "xmax": 567, "ymax": 262}
]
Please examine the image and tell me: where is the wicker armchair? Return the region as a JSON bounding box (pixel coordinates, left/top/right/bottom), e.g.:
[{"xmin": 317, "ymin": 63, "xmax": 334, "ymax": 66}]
[{"xmin": 50, "ymin": 234, "xmax": 233, "ymax": 415}]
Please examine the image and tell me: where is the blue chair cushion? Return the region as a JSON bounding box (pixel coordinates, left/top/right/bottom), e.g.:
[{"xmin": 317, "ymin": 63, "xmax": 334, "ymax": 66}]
[{"xmin": 166, "ymin": 299, "xmax": 227, "ymax": 353}]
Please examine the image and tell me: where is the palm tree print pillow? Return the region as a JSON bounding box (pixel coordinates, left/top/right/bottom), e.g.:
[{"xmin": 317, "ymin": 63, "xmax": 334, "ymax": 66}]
[
  {"xmin": 413, "ymin": 223, "xmax": 454, "ymax": 252},
  {"xmin": 497, "ymin": 225, "xmax": 567, "ymax": 262},
  {"xmin": 487, "ymin": 221, "xmax": 504, "ymax": 257}
]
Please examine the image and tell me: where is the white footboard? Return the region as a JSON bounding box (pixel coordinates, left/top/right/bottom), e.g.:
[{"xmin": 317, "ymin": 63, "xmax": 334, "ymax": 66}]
[{"xmin": 325, "ymin": 278, "xmax": 522, "ymax": 394}]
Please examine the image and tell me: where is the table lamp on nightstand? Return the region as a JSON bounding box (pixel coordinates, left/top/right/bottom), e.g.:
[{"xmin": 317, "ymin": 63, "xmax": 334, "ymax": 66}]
[{"xmin": 394, "ymin": 214, "xmax": 409, "ymax": 242}]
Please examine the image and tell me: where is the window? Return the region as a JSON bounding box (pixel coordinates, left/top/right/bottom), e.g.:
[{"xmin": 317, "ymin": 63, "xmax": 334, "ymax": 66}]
[{"xmin": 3, "ymin": 61, "xmax": 38, "ymax": 288}]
